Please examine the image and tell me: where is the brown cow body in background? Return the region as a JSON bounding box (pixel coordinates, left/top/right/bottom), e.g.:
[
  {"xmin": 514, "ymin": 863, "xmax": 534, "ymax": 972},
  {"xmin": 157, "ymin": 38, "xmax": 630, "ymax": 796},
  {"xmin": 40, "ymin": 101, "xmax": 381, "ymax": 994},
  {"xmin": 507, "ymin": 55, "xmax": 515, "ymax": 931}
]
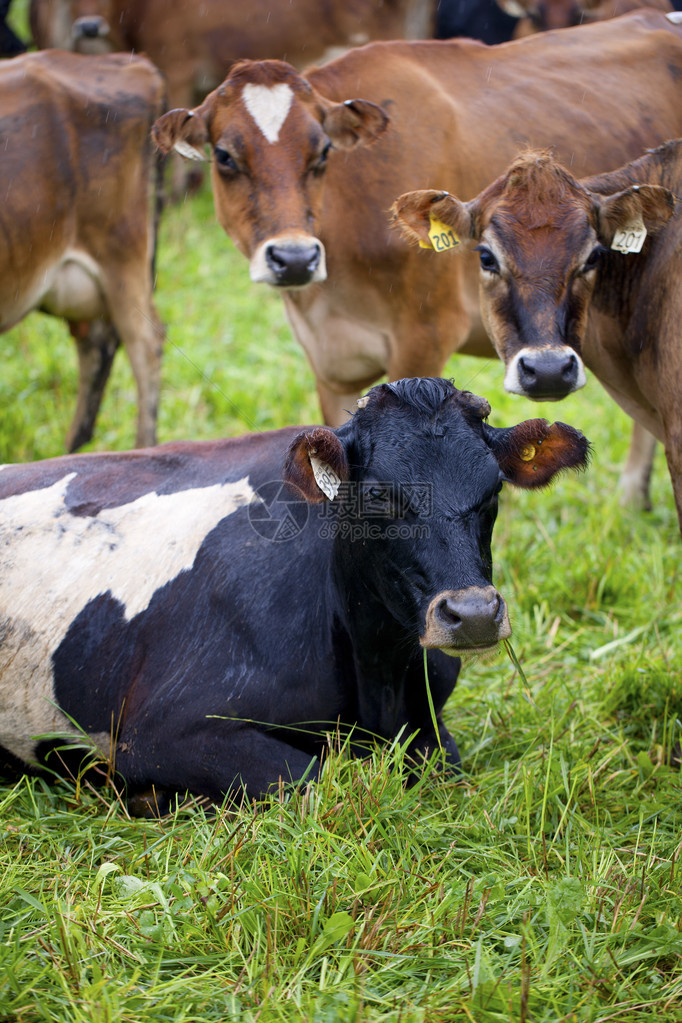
[
  {"xmin": 29, "ymin": 0, "xmax": 436, "ymax": 122},
  {"xmin": 153, "ymin": 12, "xmax": 682, "ymax": 504},
  {"xmin": 393, "ymin": 144, "xmax": 682, "ymax": 530},
  {"xmin": 0, "ymin": 50, "xmax": 165, "ymax": 450}
]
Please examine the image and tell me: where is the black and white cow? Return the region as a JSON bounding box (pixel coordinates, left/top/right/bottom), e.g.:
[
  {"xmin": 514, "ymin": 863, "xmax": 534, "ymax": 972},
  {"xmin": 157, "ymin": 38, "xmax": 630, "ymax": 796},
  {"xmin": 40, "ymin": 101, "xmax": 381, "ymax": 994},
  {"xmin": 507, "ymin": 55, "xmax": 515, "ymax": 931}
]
[{"xmin": 0, "ymin": 379, "xmax": 587, "ymax": 810}]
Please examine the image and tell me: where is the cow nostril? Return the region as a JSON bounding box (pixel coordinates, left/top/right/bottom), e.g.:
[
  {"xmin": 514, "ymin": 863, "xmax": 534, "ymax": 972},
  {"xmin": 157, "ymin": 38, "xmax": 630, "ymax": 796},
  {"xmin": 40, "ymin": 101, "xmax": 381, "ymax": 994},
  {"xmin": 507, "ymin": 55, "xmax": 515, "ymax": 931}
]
[
  {"xmin": 306, "ymin": 248, "xmax": 321, "ymax": 273},
  {"xmin": 436, "ymin": 597, "xmax": 462, "ymax": 627},
  {"xmin": 561, "ymin": 353, "xmax": 578, "ymax": 381},
  {"xmin": 266, "ymin": 247, "xmax": 288, "ymax": 274},
  {"xmin": 518, "ymin": 357, "xmax": 536, "ymax": 381}
]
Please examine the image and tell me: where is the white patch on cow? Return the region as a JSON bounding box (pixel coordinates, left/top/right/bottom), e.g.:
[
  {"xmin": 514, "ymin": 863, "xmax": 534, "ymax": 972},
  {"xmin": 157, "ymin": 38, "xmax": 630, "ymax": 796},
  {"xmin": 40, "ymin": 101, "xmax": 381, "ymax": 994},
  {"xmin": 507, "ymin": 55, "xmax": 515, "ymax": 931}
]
[
  {"xmin": 242, "ymin": 83, "xmax": 293, "ymax": 144},
  {"xmin": 666, "ymin": 11, "xmax": 682, "ymax": 23},
  {"xmin": 498, "ymin": 0, "xmax": 527, "ymax": 16},
  {"xmin": 0, "ymin": 472, "xmax": 257, "ymax": 762}
]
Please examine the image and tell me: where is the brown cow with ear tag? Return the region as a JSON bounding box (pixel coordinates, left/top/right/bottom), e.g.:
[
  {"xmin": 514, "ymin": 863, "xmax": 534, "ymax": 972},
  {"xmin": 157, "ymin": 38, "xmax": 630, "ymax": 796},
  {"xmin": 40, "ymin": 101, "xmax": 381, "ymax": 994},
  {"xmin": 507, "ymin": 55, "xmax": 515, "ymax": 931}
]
[{"xmin": 393, "ymin": 144, "xmax": 682, "ymax": 530}]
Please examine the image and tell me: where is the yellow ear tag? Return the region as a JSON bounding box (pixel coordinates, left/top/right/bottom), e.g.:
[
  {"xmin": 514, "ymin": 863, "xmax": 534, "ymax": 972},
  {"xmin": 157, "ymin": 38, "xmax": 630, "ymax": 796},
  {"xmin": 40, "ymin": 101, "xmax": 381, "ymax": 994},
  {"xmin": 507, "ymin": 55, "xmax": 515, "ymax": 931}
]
[
  {"xmin": 421, "ymin": 216, "xmax": 460, "ymax": 252},
  {"xmin": 520, "ymin": 444, "xmax": 536, "ymax": 462}
]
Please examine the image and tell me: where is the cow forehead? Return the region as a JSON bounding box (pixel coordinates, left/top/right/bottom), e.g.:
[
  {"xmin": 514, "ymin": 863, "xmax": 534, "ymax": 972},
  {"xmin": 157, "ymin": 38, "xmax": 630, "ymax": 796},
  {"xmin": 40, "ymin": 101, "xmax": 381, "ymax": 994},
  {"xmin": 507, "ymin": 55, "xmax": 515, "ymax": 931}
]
[
  {"xmin": 359, "ymin": 411, "xmax": 501, "ymax": 504},
  {"xmin": 486, "ymin": 198, "xmax": 595, "ymax": 268},
  {"xmin": 481, "ymin": 159, "xmax": 595, "ymax": 259},
  {"xmin": 242, "ymin": 83, "xmax": 294, "ymax": 144}
]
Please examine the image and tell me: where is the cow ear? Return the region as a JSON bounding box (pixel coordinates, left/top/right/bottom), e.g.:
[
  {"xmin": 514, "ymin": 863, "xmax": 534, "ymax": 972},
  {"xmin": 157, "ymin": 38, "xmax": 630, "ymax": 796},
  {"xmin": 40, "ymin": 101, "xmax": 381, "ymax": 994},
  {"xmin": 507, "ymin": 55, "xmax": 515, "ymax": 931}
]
[
  {"xmin": 152, "ymin": 108, "xmax": 209, "ymax": 162},
  {"xmin": 283, "ymin": 427, "xmax": 349, "ymax": 503},
  {"xmin": 596, "ymin": 184, "xmax": 675, "ymax": 250},
  {"xmin": 390, "ymin": 190, "xmax": 476, "ymax": 249},
  {"xmin": 485, "ymin": 419, "xmax": 589, "ymax": 488},
  {"xmin": 321, "ymin": 98, "xmax": 389, "ymax": 150}
]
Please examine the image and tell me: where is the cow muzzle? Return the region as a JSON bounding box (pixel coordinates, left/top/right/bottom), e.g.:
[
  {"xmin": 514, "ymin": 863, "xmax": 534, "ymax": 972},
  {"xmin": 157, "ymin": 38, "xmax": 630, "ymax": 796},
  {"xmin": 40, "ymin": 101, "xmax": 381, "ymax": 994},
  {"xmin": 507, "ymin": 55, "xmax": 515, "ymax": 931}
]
[
  {"xmin": 504, "ymin": 346, "xmax": 586, "ymax": 401},
  {"xmin": 421, "ymin": 586, "xmax": 511, "ymax": 653},
  {"xmin": 72, "ymin": 16, "xmax": 110, "ymax": 41},
  {"xmin": 250, "ymin": 235, "xmax": 327, "ymax": 288}
]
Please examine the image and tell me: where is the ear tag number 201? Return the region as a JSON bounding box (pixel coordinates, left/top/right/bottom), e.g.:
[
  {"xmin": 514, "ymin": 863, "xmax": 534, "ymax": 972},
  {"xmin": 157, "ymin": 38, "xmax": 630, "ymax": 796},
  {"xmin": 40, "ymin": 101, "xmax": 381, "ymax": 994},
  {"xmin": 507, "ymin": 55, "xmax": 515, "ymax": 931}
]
[
  {"xmin": 419, "ymin": 216, "xmax": 460, "ymax": 252},
  {"xmin": 611, "ymin": 221, "xmax": 647, "ymax": 254}
]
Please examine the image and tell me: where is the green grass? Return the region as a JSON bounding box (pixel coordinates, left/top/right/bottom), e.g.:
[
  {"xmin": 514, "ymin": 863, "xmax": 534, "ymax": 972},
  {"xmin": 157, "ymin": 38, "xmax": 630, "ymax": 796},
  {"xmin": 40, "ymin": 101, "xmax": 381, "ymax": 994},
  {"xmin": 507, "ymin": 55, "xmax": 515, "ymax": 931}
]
[{"xmin": 1, "ymin": 169, "xmax": 681, "ymax": 1020}]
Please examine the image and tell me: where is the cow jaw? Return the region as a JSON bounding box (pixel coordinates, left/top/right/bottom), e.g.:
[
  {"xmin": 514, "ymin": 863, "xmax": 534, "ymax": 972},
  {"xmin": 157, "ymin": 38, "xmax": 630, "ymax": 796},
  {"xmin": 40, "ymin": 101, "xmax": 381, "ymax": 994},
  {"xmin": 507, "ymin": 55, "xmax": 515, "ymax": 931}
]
[
  {"xmin": 250, "ymin": 233, "xmax": 327, "ymax": 287},
  {"xmin": 421, "ymin": 586, "xmax": 511, "ymax": 654}
]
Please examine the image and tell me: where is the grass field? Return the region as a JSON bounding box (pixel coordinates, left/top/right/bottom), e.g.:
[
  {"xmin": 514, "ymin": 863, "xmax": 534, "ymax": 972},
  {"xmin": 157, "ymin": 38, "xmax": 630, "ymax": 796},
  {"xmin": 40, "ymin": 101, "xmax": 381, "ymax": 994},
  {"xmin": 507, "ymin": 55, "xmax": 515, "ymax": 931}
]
[{"xmin": 1, "ymin": 18, "xmax": 681, "ymax": 1017}]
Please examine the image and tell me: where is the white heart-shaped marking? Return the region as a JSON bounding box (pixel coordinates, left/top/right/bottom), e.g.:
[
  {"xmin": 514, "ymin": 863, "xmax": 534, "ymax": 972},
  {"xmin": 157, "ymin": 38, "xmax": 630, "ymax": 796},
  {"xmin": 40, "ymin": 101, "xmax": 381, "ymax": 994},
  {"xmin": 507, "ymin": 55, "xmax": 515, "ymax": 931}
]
[{"xmin": 242, "ymin": 83, "xmax": 293, "ymax": 144}]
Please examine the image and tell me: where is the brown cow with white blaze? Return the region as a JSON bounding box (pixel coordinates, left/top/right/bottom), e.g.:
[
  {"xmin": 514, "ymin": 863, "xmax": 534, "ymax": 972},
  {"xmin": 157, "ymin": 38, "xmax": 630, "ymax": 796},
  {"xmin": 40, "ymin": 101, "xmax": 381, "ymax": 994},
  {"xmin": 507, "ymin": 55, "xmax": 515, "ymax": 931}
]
[
  {"xmin": 0, "ymin": 50, "xmax": 165, "ymax": 451},
  {"xmin": 393, "ymin": 143, "xmax": 682, "ymax": 529},
  {"xmin": 152, "ymin": 12, "xmax": 682, "ymax": 507}
]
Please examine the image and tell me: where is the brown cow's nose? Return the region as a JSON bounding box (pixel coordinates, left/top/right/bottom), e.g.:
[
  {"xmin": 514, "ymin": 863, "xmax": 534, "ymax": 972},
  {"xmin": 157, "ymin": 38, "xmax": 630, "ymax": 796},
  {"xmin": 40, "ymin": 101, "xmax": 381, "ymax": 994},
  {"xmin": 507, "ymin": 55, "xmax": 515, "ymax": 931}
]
[
  {"xmin": 265, "ymin": 242, "xmax": 322, "ymax": 287},
  {"xmin": 73, "ymin": 17, "xmax": 108, "ymax": 39},
  {"xmin": 517, "ymin": 350, "xmax": 579, "ymax": 399},
  {"xmin": 422, "ymin": 586, "xmax": 511, "ymax": 651}
]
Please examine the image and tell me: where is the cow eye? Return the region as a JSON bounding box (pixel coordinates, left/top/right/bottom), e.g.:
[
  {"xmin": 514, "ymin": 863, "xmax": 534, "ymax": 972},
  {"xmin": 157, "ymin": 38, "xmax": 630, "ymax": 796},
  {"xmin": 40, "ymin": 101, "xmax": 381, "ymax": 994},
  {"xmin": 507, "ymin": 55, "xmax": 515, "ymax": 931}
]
[
  {"xmin": 475, "ymin": 246, "xmax": 500, "ymax": 275},
  {"xmin": 313, "ymin": 141, "xmax": 332, "ymax": 174},
  {"xmin": 579, "ymin": 246, "xmax": 605, "ymax": 275},
  {"xmin": 214, "ymin": 146, "xmax": 237, "ymax": 172}
]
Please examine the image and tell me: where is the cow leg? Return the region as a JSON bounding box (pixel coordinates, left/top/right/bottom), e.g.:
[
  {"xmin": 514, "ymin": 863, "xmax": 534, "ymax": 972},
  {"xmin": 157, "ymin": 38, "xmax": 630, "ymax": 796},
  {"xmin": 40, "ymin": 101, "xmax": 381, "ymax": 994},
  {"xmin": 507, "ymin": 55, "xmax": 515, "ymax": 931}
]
[
  {"xmin": 116, "ymin": 724, "xmax": 320, "ymax": 805},
  {"xmin": 66, "ymin": 320, "xmax": 120, "ymax": 452},
  {"xmin": 618, "ymin": 420, "xmax": 657, "ymax": 510},
  {"xmin": 664, "ymin": 426, "xmax": 682, "ymax": 535},
  {"xmin": 105, "ymin": 277, "xmax": 165, "ymax": 447}
]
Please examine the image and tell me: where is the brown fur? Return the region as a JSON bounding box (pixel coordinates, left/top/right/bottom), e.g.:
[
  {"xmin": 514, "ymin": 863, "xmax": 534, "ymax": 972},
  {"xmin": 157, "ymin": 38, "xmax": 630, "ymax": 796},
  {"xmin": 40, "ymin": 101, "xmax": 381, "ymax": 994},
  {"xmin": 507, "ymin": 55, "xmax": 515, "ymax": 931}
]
[{"xmin": 495, "ymin": 420, "xmax": 590, "ymax": 488}]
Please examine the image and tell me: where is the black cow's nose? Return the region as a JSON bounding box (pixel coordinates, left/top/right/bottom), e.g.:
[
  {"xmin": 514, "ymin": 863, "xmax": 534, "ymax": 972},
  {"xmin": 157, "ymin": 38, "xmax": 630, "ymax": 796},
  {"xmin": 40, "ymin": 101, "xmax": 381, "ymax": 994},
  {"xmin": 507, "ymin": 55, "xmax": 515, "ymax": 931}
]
[
  {"xmin": 265, "ymin": 243, "xmax": 321, "ymax": 286},
  {"xmin": 517, "ymin": 350, "xmax": 579, "ymax": 399},
  {"xmin": 76, "ymin": 18, "xmax": 106, "ymax": 38},
  {"xmin": 433, "ymin": 588, "xmax": 505, "ymax": 648}
]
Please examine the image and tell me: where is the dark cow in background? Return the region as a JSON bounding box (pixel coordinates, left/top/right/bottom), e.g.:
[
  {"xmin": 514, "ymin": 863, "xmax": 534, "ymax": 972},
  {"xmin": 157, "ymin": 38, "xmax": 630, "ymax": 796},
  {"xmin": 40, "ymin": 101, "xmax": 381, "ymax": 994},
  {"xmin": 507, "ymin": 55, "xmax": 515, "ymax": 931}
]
[
  {"xmin": 0, "ymin": 50, "xmax": 165, "ymax": 451},
  {"xmin": 29, "ymin": 0, "xmax": 437, "ymax": 196},
  {"xmin": 392, "ymin": 146, "xmax": 682, "ymax": 530},
  {"xmin": 0, "ymin": 0, "xmax": 25, "ymax": 55},
  {"xmin": 435, "ymin": 0, "xmax": 519, "ymax": 42},
  {"xmin": 152, "ymin": 11, "xmax": 682, "ymax": 507},
  {"xmin": 496, "ymin": 0, "xmax": 677, "ymax": 36},
  {"xmin": 0, "ymin": 378, "xmax": 588, "ymax": 810}
]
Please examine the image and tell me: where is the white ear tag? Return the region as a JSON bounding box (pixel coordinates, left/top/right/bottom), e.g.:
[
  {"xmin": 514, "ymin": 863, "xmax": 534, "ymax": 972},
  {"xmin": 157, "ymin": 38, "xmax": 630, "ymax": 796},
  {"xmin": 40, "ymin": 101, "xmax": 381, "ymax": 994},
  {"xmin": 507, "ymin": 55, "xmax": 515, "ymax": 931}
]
[
  {"xmin": 309, "ymin": 454, "xmax": 341, "ymax": 501},
  {"xmin": 173, "ymin": 140, "xmax": 208, "ymax": 162},
  {"xmin": 611, "ymin": 221, "xmax": 647, "ymax": 254}
]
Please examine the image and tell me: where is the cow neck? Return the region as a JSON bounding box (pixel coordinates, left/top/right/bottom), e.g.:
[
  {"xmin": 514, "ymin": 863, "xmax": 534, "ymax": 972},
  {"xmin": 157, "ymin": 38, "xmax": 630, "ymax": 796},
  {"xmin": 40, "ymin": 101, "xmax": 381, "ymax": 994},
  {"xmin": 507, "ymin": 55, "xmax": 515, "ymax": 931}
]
[{"xmin": 328, "ymin": 538, "xmax": 417, "ymax": 739}]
